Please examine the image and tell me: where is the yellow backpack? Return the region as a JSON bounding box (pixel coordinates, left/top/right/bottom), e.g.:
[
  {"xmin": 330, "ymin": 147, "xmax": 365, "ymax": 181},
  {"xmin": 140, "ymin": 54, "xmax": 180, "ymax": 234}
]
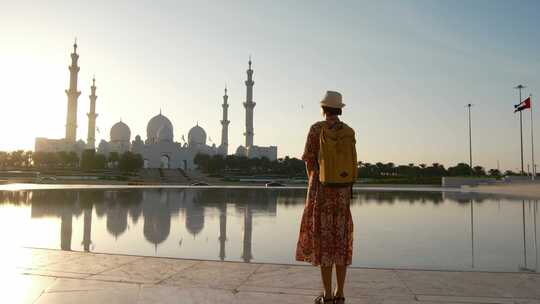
[{"xmin": 318, "ymin": 122, "xmax": 357, "ymax": 186}]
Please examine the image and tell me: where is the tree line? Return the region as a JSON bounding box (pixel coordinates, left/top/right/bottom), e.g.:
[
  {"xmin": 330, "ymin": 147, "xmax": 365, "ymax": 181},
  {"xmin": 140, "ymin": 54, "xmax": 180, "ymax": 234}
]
[
  {"xmin": 358, "ymin": 162, "xmax": 513, "ymax": 178},
  {"xmin": 0, "ymin": 149, "xmax": 522, "ymax": 178},
  {"xmin": 194, "ymin": 154, "xmax": 305, "ymax": 177},
  {"xmin": 0, "ymin": 150, "xmax": 143, "ymax": 172},
  {"xmin": 194, "ymin": 153, "xmax": 517, "ymax": 178}
]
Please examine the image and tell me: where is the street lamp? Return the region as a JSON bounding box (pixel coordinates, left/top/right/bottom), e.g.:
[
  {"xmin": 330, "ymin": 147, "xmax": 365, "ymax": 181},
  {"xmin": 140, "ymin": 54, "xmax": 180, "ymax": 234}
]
[{"xmin": 466, "ymin": 104, "xmax": 473, "ymax": 173}]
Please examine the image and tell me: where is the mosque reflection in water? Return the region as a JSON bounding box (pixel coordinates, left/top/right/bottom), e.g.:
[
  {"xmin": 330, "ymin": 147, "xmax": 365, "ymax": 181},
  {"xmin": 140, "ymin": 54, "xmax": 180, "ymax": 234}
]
[
  {"xmin": 0, "ymin": 189, "xmax": 537, "ymax": 271},
  {"xmin": 1, "ymin": 189, "xmax": 307, "ymax": 262},
  {"xmin": 1, "ymin": 189, "xmax": 450, "ymax": 259}
]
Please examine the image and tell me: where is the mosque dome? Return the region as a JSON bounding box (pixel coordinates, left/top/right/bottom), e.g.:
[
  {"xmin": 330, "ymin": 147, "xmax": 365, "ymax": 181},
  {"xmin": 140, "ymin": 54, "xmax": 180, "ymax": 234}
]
[
  {"xmin": 188, "ymin": 124, "xmax": 207, "ymax": 146},
  {"xmin": 147, "ymin": 113, "xmax": 173, "ymax": 143},
  {"xmin": 98, "ymin": 139, "xmax": 108, "ymax": 149},
  {"xmin": 157, "ymin": 125, "xmax": 174, "ymax": 142},
  {"xmin": 186, "ymin": 212, "xmax": 205, "ymax": 236},
  {"xmin": 142, "ymin": 199, "xmax": 171, "ymax": 246},
  {"xmin": 235, "ymin": 145, "xmax": 247, "ymax": 156},
  {"xmin": 106, "ymin": 204, "xmax": 128, "ymax": 238},
  {"xmin": 110, "ymin": 121, "xmax": 131, "ymax": 142}
]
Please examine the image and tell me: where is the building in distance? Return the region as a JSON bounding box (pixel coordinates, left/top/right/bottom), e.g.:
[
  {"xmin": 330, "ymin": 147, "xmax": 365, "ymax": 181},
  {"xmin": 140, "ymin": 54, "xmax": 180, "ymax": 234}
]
[{"xmin": 35, "ymin": 42, "xmax": 278, "ymax": 170}]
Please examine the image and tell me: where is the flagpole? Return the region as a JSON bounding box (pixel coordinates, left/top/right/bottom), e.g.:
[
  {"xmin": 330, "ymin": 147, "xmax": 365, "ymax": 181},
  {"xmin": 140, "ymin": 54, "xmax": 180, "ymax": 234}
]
[
  {"xmin": 467, "ymin": 104, "xmax": 473, "ymax": 172},
  {"xmin": 531, "ymin": 95, "xmax": 536, "ymax": 180},
  {"xmin": 515, "ymin": 85, "xmax": 527, "ymax": 175}
]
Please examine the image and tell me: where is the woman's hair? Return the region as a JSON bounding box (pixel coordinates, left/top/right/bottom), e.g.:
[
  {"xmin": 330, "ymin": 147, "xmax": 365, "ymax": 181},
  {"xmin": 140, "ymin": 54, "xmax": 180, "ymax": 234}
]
[{"xmin": 321, "ymin": 106, "xmax": 342, "ymax": 116}]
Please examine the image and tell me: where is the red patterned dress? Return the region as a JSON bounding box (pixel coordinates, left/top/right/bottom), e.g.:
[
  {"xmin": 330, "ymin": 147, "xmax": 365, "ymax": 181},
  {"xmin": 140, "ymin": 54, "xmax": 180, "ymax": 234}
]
[{"xmin": 296, "ymin": 117, "xmax": 354, "ymax": 266}]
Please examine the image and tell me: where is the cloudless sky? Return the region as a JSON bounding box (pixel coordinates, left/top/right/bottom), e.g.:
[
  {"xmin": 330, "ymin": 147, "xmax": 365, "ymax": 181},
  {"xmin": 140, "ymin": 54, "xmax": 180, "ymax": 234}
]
[{"xmin": 1, "ymin": 0, "xmax": 539, "ymax": 171}]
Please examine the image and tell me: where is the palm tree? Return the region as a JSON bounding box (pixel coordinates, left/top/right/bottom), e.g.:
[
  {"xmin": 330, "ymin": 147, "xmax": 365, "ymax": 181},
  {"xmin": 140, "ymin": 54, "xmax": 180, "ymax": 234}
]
[
  {"xmin": 67, "ymin": 152, "xmax": 79, "ymax": 168},
  {"xmin": 57, "ymin": 151, "xmax": 69, "ymax": 167},
  {"xmin": 375, "ymin": 162, "xmax": 385, "ymax": 175},
  {"xmin": 24, "ymin": 151, "xmax": 33, "ymax": 167},
  {"xmin": 488, "ymin": 169, "xmax": 501, "ymax": 177},
  {"xmin": 387, "ymin": 162, "xmax": 396, "ymax": 176},
  {"xmin": 473, "ymin": 166, "xmax": 486, "ymax": 176},
  {"xmin": 108, "ymin": 152, "xmax": 120, "ymax": 169},
  {"xmin": 10, "ymin": 150, "xmax": 25, "ymax": 168},
  {"xmin": 0, "ymin": 151, "xmax": 8, "ymax": 168}
]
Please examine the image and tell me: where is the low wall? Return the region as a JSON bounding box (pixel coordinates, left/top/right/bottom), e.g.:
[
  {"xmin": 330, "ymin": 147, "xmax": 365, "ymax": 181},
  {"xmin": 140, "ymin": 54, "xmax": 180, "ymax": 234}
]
[
  {"xmin": 503, "ymin": 176, "xmax": 538, "ymax": 183},
  {"xmin": 465, "ymin": 182, "xmax": 540, "ymax": 199},
  {"xmin": 442, "ymin": 177, "xmax": 499, "ymax": 188}
]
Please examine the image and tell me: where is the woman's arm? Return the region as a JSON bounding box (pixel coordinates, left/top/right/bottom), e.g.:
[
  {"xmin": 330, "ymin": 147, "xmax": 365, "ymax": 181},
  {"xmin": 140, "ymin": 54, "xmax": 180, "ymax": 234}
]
[{"xmin": 302, "ymin": 124, "xmax": 319, "ymax": 177}]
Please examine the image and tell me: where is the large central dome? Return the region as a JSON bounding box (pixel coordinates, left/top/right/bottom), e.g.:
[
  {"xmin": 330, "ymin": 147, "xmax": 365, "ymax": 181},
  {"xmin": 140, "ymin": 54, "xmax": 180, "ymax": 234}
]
[
  {"xmin": 157, "ymin": 125, "xmax": 173, "ymax": 142},
  {"xmin": 147, "ymin": 113, "xmax": 174, "ymax": 144}
]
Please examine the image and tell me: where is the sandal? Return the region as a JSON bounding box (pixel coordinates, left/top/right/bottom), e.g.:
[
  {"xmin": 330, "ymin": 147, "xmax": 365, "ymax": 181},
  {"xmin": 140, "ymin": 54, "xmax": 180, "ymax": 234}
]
[
  {"xmin": 314, "ymin": 294, "xmax": 334, "ymax": 303},
  {"xmin": 334, "ymin": 296, "xmax": 345, "ymax": 304}
]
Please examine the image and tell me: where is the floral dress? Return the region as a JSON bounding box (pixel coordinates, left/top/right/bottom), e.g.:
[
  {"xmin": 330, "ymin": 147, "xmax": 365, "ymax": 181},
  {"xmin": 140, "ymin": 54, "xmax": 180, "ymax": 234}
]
[{"xmin": 296, "ymin": 117, "xmax": 354, "ymax": 266}]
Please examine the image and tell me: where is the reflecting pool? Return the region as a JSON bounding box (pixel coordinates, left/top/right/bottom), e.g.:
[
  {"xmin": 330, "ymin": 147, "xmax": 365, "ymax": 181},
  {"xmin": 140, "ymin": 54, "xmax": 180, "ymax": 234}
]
[{"xmin": 0, "ymin": 187, "xmax": 538, "ymax": 272}]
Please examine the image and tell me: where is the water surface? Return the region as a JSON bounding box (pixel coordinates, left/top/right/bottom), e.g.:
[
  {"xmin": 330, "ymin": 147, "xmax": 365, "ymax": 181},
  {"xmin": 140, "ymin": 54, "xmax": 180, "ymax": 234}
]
[{"xmin": 0, "ymin": 187, "xmax": 538, "ymax": 272}]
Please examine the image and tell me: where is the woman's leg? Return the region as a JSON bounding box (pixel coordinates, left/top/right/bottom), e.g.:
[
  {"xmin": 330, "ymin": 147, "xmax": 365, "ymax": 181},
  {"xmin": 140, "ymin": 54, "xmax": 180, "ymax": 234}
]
[
  {"xmin": 320, "ymin": 265, "xmax": 333, "ymax": 299},
  {"xmin": 335, "ymin": 265, "xmax": 347, "ymax": 297}
]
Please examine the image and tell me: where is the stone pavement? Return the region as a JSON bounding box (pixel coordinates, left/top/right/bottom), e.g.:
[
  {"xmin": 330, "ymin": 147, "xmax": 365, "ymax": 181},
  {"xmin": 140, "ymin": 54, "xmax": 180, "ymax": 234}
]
[{"xmin": 3, "ymin": 248, "xmax": 540, "ymax": 304}]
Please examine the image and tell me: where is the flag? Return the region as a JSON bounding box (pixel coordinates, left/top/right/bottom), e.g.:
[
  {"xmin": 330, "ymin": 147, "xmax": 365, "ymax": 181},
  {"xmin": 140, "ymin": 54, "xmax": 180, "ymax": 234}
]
[{"xmin": 514, "ymin": 96, "xmax": 531, "ymax": 113}]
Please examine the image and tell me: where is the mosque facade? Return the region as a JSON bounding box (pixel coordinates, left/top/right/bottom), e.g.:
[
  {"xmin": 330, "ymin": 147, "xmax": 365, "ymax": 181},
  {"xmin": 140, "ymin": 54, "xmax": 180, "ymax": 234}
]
[
  {"xmin": 97, "ymin": 114, "xmax": 220, "ymax": 170},
  {"xmin": 35, "ymin": 41, "xmax": 278, "ymax": 170}
]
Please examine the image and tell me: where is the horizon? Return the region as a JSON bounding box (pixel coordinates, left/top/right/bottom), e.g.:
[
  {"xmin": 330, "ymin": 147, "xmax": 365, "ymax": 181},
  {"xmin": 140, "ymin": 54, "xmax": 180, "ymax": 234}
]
[{"xmin": 1, "ymin": 1, "xmax": 539, "ymax": 172}]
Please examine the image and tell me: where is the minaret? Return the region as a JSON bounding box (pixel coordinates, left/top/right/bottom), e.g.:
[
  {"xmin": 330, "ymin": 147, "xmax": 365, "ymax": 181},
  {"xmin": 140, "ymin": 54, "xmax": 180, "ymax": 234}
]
[
  {"xmin": 60, "ymin": 206, "xmax": 73, "ymax": 251},
  {"xmin": 241, "ymin": 205, "xmax": 253, "ymax": 262},
  {"xmin": 218, "ymin": 204, "xmax": 227, "ymax": 261},
  {"xmin": 220, "ymin": 86, "xmax": 230, "ymax": 155},
  {"xmin": 82, "ymin": 207, "xmax": 92, "ymax": 252},
  {"xmin": 243, "ymin": 57, "xmax": 256, "ymax": 147},
  {"xmin": 65, "ymin": 39, "xmax": 81, "ymax": 142},
  {"xmin": 86, "ymin": 76, "xmax": 98, "ymax": 149}
]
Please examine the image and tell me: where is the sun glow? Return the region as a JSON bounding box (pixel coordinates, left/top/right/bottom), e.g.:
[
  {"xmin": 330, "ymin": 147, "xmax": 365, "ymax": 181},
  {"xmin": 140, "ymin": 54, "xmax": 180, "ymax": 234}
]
[
  {"xmin": 0, "ymin": 202, "xmax": 61, "ymax": 302},
  {"xmin": 0, "ymin": 51, "xmax": 67, "ymax": 151},
  {"xmin": 0, "ymin": 204, "xmax": 61, "ymax": 254}
]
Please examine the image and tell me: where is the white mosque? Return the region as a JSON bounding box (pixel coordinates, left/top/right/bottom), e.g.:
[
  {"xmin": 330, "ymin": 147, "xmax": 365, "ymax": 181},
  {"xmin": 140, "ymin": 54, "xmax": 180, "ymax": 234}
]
[{"xmin": 35, "ymin": 41, "xmax": 277, "ymax": 170}]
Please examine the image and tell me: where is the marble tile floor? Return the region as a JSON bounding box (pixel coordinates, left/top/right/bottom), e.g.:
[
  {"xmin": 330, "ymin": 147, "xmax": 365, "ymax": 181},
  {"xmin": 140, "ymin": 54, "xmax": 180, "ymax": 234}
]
[{"xmin": 1, "ymin": 247, "xmax": 539, "ymax": 304}]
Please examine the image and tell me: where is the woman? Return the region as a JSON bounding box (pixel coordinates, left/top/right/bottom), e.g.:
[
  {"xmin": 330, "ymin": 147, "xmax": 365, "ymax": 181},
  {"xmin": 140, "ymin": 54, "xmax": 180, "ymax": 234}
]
[{"xmin": 296, "ymin": 91, "xmax": 355, "ymax": 304}]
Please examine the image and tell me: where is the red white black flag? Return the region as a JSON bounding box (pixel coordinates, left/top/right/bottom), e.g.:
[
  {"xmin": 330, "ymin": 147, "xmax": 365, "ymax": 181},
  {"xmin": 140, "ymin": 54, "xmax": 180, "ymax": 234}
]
[{"xmin": 514, "ymin": 96, "xmax": 531, "ymax": 113}]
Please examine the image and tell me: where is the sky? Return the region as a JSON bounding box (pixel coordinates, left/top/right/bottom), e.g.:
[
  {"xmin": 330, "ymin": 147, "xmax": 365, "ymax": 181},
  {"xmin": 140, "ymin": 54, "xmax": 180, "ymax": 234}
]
[{"xmin": 0, "ymin": 0, "xmax": 539, "ymax": 171}]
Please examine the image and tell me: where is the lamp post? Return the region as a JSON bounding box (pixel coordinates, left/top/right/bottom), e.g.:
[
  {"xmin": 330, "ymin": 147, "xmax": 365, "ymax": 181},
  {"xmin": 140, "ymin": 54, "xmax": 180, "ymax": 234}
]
[
  {"xmin": 466, "ymin": 104, "xmax": 473, "ymax": 173},
  {"xmin": 521, "ymin": 200, "xmax": 528, "ymax": 271},
  {"xmin": 515, "ymin": 85, "xmax": 526, "ymax": 175},
  {"xmin": 534, "ymin": 200, "xmax": 538, "ymax": 271},
  {"xmin": 470, "ymin": 199, "xmax": 475, "ymax": 269},
  {"xmin": 529, "ymin": 95, "xmax": 536, "ymax": 180}
]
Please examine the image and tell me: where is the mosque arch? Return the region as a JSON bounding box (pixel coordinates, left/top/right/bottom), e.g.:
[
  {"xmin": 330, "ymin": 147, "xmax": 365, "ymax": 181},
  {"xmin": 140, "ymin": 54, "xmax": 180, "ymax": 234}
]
[{"xmin": 160, "ymin": 155, "xmax": 170, "ymax": 169}]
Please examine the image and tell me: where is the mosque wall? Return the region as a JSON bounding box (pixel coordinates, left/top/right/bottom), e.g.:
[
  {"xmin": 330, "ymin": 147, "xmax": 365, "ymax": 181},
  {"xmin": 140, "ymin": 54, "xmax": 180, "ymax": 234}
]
[
  {"xmin": 35, "ymin": 137, "xmax": 86, "ymax": 154},
  {"xmin": 138, "ymin": 142, "xmax": 195, "ymax": 170},
  {"xmin": 248, "ymin": 145, "xmax": 278, "ymax": 161}
]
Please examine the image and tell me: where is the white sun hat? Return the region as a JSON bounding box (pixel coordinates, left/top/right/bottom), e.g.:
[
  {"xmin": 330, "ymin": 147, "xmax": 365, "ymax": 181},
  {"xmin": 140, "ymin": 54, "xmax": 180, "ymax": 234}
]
[{"xmin": 320, "ymin": 90, "xmax": 345, "ymax": 108}]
